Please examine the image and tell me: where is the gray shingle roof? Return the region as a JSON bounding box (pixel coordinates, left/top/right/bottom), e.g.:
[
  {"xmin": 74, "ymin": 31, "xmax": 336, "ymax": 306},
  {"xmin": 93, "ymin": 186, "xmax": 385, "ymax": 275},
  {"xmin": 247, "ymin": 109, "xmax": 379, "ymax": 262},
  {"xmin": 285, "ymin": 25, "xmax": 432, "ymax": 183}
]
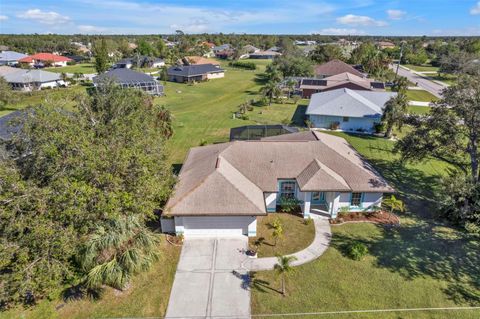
[
  {"xmin": 167, "ymin": 64, "xmax": 224, "ymax": 77},
  {"xmin": 3, "ymin": 69, "xmax": 61, "ymax": 83},
  {"xmin": 306, "ymin": 88, "xmax": 397, "ymax": 118},
  {"xmin": 165, "ymin": 132, "xmax": 394, "ymax": 216},
  {"xmin": 0, "ymin": 51, "xmax": 28, "ymax": 62},
  {"xmin": 93, "ymin": 68, "xmax": 156, "ymax": 84}
]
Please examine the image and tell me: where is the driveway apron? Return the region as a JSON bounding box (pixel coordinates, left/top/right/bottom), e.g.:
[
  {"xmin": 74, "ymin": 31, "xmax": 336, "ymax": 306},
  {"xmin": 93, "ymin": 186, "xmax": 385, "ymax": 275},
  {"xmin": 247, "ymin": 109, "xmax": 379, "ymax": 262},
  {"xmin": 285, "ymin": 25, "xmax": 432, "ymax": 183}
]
[{"xmin": 165, "ymin": 237, "xmax": 250, "ymax": 319}]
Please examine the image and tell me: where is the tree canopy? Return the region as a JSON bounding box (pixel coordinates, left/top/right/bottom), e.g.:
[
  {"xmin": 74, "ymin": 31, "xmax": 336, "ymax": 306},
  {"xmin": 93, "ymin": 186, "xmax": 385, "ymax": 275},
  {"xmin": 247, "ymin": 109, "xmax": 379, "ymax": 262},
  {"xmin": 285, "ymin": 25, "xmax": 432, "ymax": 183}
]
[{"xmin": 0, "ymin": 83, "xmax": 174, "ymax": 307}]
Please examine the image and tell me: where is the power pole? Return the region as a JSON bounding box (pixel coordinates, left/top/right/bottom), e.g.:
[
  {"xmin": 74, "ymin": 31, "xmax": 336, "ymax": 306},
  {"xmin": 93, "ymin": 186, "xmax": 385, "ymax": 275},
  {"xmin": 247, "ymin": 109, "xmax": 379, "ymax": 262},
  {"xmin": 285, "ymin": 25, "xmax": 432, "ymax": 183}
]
[{"xmin": 395, "ymin": 42, "xmax": 405, "ymax": 79}]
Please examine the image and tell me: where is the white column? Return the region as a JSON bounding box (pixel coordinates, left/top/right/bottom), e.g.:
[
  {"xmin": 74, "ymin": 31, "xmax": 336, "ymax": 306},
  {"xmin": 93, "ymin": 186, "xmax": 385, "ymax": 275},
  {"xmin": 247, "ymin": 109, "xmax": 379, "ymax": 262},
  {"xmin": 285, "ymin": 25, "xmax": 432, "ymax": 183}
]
[
  {"xmin": 331, "ymin": 192, "xmax": 341, "ymax": 218},
  {"xmin": 303, "ymin": 192, "xmax": 311, "ymax": 219}
]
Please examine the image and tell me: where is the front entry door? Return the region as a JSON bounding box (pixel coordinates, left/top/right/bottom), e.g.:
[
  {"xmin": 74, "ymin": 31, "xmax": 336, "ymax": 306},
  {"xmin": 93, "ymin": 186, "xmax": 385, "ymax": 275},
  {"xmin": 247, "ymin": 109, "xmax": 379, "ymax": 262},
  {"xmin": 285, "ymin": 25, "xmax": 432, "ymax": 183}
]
[{"xmin": 311, "ymin": 192, "xmax": 325, "ymax": 204}]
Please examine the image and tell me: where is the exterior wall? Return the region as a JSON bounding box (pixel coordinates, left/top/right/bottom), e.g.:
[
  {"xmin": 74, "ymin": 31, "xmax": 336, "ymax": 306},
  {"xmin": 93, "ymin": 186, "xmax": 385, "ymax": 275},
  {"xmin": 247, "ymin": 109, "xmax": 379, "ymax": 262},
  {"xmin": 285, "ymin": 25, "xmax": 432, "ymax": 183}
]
[
  {"xmin": 160, "ymin": 217, "xmax": 175, "ymax": 233},
  {"xmin": 52, "ymin": 61, "xmax": 68, "ymax": 67},
  {"xmin": 302, "ymin": 88, "xmax": 320, "ymax": 98},
  {"xmin": 264, "ymin": 192, "xmax": 277, "ymax": 212},
  {"xmin": 336, "ymin": 192, "xmax": 384, "ymax": 212},
  {"xmin": 152, "ymin": 61, "xmax": 165, "ymax": 67},
  {"xmin": 308, "ymin": 114, "xmax": 379, "ymax": 132},
  {"xmin": 206, "ymin": 72, "xmax": 225, "ymax": 79}
]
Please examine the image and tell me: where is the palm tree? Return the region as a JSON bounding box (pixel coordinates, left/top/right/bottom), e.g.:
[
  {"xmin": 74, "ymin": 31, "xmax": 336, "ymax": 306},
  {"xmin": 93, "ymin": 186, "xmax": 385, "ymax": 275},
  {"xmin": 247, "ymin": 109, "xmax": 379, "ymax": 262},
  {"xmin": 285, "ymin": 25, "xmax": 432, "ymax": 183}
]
[
  {"xmin": 260, "ymin": 80, "xmax": 281, "ymax": 105},
  {"xmin": 383, "ymin": 195, "xmax": 405, "ymax": 214},
  {"xmin": 272, "ymin": 218, "xmax": 283, "ymax": 246},
  {"xmin": 285, "ymin": 78, "xmax": 296, "ymax": 99},
  {"xmin": 78, "ymin": 215, "xmax": 160, "ymax": 290},
  {"xmin": 382, "ymin": 93, "xmax": 408, "ymax": 139},
  {"xmin": 274, "ymin": 255, "xmax": 297, "ymax": 296},
  {"xmin": 392, "ymin": 76, "xmax": 409, "ymax": 93}
]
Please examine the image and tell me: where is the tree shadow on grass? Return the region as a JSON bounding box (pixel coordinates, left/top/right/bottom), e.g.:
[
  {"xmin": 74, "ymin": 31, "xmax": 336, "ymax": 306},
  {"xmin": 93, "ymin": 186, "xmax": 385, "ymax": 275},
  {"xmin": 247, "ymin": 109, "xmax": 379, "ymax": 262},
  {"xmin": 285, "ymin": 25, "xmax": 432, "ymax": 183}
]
[
  {"xmin": 249, "ymin": 272, "xmax": 282, "ymax": 294},
  {"xmin": 290, "ymin": 104, "xmax": 308, "ymax": 127},
  {"xmin": 254, "ymin": 73, "xmax": 269, "ymax": 85},
  {"xmin": 62, "ymin": 284, "xmax": 103, "ymax": 303}
]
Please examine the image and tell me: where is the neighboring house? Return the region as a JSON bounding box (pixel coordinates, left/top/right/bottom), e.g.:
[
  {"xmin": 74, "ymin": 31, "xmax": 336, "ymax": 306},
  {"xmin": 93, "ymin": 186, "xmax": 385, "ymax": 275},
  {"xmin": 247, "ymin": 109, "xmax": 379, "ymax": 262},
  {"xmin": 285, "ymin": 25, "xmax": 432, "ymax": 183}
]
[
  {"xmin": 243, "ymin": 45, "xmax": 260, "ymax": 53},
  {"xmin": 229, "ymin": 125, "xmax": 299, "ymax": 141},
  {"xmin": 314, "ymin": 59, "xmax": 364, "ymax": 78},
  {"xmin": 300, "ymin": 72, "xmax": 385, "ymax": 98},
  {"xmin": 248, "ymin": 50, "xmax": 282, "ymax": 59},
  {"xmin": 164, "ymin": 131, "xmax": 394, "ymax": 237},
  {"xmin": 213, "ymin": 44, "xmax": 231, "ymax": 53},
  {"xmin": 306, "ymin": 88, "xmax": 396, "ymax": 132},
  {"xmin": 167, "ymin": 64, "xmax": 225, "ymax": 83},
  {"xmin": 64, "ymin": 55, "xmax": 89, "ymax": 63},
  {"xmin": 215, "ymin": 49, "xmax": 235, "ymax": 59},
  {"xmin": 114, "ymin": 56, "xmax": 165, "ymax": 69},
  {"xmin": 18, "ymin": 53, "xmax": 72, "ymax": 67},
  {"xmin": 267, "ymin": 46, "xmax": 281, "ymax": 52},
  {"xmin": 376, "ymin": 41, "xmax": 396, "ymax": 50},
  {"xmin": 182, "ymin": 56, "xmax": 219, "ymax": 66},
  {"xmin": 0, "ymin": 51, "xmax": 28, "ymax": 66},
  {"xmin": 2, "ymin": 68, "xmax": 66, "ymax": 91},
  {"xmin": 0, "ymin": 66, "xmax": 22, "ymax": 77},
  {"xmin": 93, "ymin": 68, "xmax": 164, "ymax": 96}
]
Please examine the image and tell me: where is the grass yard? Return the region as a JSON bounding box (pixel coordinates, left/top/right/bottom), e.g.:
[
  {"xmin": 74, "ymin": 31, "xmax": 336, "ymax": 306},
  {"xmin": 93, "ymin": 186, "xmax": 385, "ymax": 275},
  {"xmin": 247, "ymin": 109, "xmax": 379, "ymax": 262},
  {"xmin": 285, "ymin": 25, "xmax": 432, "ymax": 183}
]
[
  {"xmin": 407, "ymin": 105, "xmax": 431, "ymax": 115},
  {"xmin": 45, "ymin": 63, "xmax": 96, "ymax": 74},
  {"xmin": 248, "ymin": 213, "xmax": 315, "ymax": 257},
  {"xmin": 405, "ymin": 89, "xmax": 439, "ymax": 102},
  {"xmin": 0, "ymin": 85, "xmax": 89, "ymax": 117},
  {"xmin": 428, "ymin": 73, "xmax": 458, "ymax": 86},
  {"xmin": 2, "ymin": 237, "xmax": 181, "ymax": 319},
  {"xmin": 404, "ymin": 64, "xmax": 439, "ymax": 73},
  {"xmin": 251, "ymin": 132, "xmax": 480, "ymax": 318},
  {"xmin": 161, "ymin": 59, "xmax": 303, "ymax": 163}
]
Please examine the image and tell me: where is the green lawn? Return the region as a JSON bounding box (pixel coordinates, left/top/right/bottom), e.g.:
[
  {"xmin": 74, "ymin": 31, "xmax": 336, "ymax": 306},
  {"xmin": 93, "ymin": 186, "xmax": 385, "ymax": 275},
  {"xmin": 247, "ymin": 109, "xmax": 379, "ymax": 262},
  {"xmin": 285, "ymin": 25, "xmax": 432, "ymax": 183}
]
[
  {"xmin": 428, "ymin": 73, "xmax": 458, "ymax": 86},
  {"xmin": 405, "ymin": 89, "xmax": 439, "ymax": 102},
  {"xmin": 251, "ymin": 132, "xmax": 480, "ymax": 318},
  {"xmin": 249, "ymin": 213, "xmax": 315, "ymax": 257},
  {"xmin": 2, "ymin": 237, "xmax": 181, "ymax": 319},
  {"xmin": 407, "ymin": 105, "xmax": 431, "ymax": 115},
  {"xmin": 45, "ymin": 63, "xmax": 96, "ymax": 74},
  {"xmin": 404, "ymin": 64, "xmax": 439, "ymax": 73}
]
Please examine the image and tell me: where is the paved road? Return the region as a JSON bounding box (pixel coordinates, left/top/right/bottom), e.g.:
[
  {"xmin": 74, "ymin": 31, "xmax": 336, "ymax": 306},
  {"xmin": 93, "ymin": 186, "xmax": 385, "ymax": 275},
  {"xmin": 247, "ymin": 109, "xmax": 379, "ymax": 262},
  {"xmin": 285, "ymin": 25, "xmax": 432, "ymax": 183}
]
[
  {"xmin": 390, "ymin": 64, "xmax": 447, "ymax": 98},
  {"xmin": 165, "ymin": 237, "xmax": 250, "ymax": 319}
]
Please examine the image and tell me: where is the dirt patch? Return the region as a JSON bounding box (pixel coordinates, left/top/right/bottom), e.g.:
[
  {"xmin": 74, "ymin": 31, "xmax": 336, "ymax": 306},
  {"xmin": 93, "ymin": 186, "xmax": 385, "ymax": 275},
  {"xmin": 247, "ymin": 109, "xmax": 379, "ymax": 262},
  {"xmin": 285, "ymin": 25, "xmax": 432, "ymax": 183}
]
[{"xmin": 330, "ymin": 211, "xmax": 400, "ymax": 225}]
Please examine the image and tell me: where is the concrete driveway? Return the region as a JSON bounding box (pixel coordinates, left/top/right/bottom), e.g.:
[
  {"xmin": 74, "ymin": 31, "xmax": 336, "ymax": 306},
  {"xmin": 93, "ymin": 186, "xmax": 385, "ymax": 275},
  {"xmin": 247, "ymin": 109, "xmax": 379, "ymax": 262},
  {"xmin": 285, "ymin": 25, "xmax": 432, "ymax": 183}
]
[{"xmin": 165, "ymin": 237, "xmax": 251, "ymax": 319}]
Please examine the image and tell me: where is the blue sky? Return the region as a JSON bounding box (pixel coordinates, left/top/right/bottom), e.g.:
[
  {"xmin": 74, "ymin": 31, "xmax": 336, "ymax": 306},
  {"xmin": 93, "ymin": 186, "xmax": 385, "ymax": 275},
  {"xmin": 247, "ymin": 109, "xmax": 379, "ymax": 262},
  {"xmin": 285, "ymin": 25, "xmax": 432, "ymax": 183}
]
[{"xmin": 0, "ymin": 0, "xmax": 479, "ymax": 35}]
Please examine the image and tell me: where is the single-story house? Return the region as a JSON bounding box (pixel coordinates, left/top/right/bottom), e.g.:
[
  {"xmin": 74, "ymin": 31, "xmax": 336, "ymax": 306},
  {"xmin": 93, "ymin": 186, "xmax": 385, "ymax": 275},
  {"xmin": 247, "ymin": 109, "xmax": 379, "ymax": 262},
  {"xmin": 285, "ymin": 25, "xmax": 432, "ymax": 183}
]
[
  {"xmin": 243, "ymin": 45, "xmax": 260, "ymax": 53},
  {"xmin": 2, "ymin": 68, "xmax": 66, "ymax": 91},
  {"xmin": 300, "ymin": 72, "xmax": 385, "ymax": 98},
  {"xmin": 64, "ymin": 55, "xmax": 89, "ymax": 63},
  {"xmin": 306, "ymin": 88, "xmax": 396, "ymax": 132},
  {"xmin": 213, "ymin": 44, "xmax": 231, "ymax": 53},
  {"xmin": 164, "ymin": 131, "xmax": 394, "ymax": 237},
  {"xmin": 248, "ymin": 50, "xmax": 282, "ymax": 59},
  {"xmin": 18, "ymin": 53, "xmax": 73, "ymax": 67},
  {"xmin": 93, "ymin": 68, "xmax": 163, "ymax": 96},
  {"xmin": 0, "ymin": 51, "xmax": 28, "ymax": 66},
  {"xmin": 182, "ymin": 56, "xmax": 219, "ymax": 66},
  {"xmin": 215, "ymin": 49, "xmax": 235, "ymax": 59},
  {"xmin": 114, "ymin": 56, "xmax": 165, "ymax": 69},
  {"xmin": 167, "ymin": 64, "xmax": 225, "ymax": 83},
  {"xmin": 376, "ymin": 41, "xmax": 396, "ymax": 50},
  {"xmin": 267, "ymin": 46, "xmax": 281, "ymax": 52},
  {"xmin": 314, "ymin": 59, "xmax": 364, "ymax": 78}
]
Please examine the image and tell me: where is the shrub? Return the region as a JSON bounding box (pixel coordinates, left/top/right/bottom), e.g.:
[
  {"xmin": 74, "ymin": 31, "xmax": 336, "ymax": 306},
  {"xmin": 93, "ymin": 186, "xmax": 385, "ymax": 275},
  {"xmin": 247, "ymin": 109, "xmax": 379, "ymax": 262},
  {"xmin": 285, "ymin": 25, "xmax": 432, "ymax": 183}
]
[
  {"xmin": 374, "ymin": 122, "xmax": 385, "ymax": 133},
  {"xmin": 279, "ymin": 196, "xmax": 302, "ymax": 213},
  {"xmin": 303, "ymin": 217, "xmax": 313, "ymax": 225},
  {"xmin": 229, "ymin": 61, "xmax": 256, "ymax": 70},
  {"xmin": 347, "ymin": 242, "xmax": 369, "ymax": 261},
  {"xmin": 329, "ymin": 121, "xmax": 340, "ymax": 130},
  {"xmin": 67, "ymin": 61, "xmax": 77, "ymax": 66}
]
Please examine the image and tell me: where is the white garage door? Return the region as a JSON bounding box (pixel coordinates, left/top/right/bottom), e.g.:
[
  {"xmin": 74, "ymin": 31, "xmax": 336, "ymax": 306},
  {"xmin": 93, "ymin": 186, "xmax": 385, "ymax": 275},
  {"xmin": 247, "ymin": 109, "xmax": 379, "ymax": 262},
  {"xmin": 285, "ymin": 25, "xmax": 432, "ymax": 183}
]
[{"xmin": 182, "ymin": 216, "xmax": 255, "ymax": 237}]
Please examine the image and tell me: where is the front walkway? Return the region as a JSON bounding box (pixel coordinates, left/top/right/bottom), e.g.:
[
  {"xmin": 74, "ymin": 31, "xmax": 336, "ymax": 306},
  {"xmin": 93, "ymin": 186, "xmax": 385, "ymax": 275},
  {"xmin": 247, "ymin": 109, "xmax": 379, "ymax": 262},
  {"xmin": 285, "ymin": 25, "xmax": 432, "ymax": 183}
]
[
  {"xmin": 241, "ymin": 217, "xmax": 331, "ymax": 271},
  {"xmin": 165, "ymin": 237, "xmax": 251, "ymax": 319}
]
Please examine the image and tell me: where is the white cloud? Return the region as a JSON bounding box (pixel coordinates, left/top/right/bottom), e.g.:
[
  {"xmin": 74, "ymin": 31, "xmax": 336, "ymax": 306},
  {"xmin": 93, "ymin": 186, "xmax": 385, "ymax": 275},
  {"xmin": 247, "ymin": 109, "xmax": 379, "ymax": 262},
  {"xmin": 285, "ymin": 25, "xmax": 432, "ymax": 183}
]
[
  {"xmin": 387, "ymin": 9, "xmax": 406, "ymax": 20},
  {"xmin": 314, "ymin": 28, "xmax": 366, "ymax": 35},
  {"xmin": 471, "ymin": 1, "xmax": 480, "ymax": 15},
  {"xmin": 337, "ymin": 14, "xmax": 387, "ymax": 26},
  {"xmin": 77, "ymin": 25, "xmax": 107, "ymax": 33},
  {"xmin": 17, "ymin": 9, "xmax": 70, "ymax": 25},
  {"xmin": 0, "ymin": 15, "xmax": 8, "ymax": 21}
]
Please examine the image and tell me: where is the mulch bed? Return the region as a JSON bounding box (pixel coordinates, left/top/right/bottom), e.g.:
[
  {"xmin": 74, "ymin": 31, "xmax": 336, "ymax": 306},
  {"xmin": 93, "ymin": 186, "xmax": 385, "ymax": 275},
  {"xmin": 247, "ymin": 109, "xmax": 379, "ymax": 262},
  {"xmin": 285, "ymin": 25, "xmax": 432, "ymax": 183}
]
[
  {"xmin": 330, "ymin": 211, "xmax": 400, "ymax": 225},
  {"xmin": 166, "ymin": 234, "xmax": 183, "ymax": 246}
]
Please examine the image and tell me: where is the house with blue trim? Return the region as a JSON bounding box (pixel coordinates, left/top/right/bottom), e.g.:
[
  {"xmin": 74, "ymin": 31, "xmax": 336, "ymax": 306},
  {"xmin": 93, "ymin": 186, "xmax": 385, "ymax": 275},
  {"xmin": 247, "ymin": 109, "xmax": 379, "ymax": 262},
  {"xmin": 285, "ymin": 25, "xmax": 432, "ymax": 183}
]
[
  {"xmin": 163, "ymin": 131, "xmax": 394, "ymax": 237},
  {"xmin": 306, "ymin": 88, "xmax": 396, "ymax": 132}
]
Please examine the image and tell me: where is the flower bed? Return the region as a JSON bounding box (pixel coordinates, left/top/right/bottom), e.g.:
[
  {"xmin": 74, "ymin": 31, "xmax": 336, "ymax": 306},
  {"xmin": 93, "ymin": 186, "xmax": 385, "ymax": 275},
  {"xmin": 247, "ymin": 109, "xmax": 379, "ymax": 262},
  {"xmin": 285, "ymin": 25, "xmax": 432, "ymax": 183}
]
[{"xmin": 330, "ymin": 211, "xmax": 400, "ymax": 225}]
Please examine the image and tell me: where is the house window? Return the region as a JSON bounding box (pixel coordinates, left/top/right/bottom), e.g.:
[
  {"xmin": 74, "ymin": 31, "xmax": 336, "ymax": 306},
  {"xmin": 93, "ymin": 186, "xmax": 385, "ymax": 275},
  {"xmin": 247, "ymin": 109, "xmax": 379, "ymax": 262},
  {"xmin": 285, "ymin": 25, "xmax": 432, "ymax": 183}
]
[
  {"xmin": 350, "ymin": 192, "xmax": 362, "ymax": 207},
  {"xmin": 311, "ymin": 192, "xmax": 325, "ymax": 202},
  {"xmin": 343, "ymin": 117, "xmax": 349, "ymax": 122},
  {"xmin": 280, "ymin": 181, "xmax": 296, "ymax": 199}
]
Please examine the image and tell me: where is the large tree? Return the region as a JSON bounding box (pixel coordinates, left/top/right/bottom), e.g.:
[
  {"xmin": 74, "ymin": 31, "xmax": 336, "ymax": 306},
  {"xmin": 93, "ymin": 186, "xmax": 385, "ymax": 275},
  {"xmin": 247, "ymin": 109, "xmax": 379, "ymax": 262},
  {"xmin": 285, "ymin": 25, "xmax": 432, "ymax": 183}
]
[
  {"xmin": 309, "ymin": 44, "xmax": 345, "ymax": 63},
  {"xmin": 395, "ymin": 75, "xmax": 480, "ymax": 229},
  {"xmin": 0, "ymin": 83, "xmax": 174, "ymax": 307},
  {"xmin": 382, "ymin": 93, "xmax": 408, "ymax": 138},
  {"xmin": 94, "ymin": 38, "xmax": 109, "ymax": 73}
]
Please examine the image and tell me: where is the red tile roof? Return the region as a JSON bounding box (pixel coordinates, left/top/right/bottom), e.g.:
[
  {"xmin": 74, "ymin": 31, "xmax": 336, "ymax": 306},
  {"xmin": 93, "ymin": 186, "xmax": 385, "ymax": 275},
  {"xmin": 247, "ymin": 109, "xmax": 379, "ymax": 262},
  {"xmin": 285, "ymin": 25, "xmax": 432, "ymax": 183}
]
[{"xmin": 19, "ymin": 53, "xmax": 72, "ymax": 63}]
